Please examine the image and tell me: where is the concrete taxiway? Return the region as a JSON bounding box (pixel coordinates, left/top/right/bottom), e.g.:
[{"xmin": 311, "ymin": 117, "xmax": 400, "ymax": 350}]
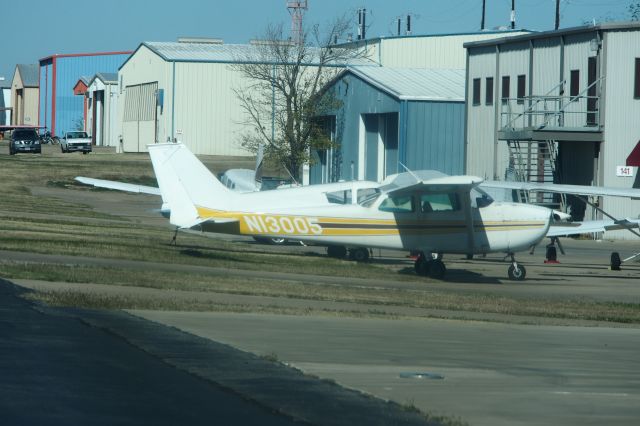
[{"xmin": 133, "ymin": 311, "xmax": 640, "ymax": 426}]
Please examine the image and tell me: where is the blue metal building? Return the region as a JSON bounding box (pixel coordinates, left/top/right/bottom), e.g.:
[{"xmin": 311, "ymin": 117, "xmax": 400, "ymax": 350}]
[
  {"xmin": 311, "ymin": 67, "xmax": 466, "ymax": 184},
  {"xmin": 39, "ymin": 51, "xmax": 131, "ymax": 137}
]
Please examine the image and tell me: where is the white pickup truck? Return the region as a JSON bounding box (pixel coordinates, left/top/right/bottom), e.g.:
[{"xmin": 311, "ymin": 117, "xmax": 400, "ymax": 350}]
[{"xmin": 61, "ymin": 131, "xmax": 92, "ymax": 154}]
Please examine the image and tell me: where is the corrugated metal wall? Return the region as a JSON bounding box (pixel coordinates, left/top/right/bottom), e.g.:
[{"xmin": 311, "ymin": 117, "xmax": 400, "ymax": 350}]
[
  {"xmin": 466, "ymin": 46, "xmax": 498, "ymax": 179},
  {"xmin": 118, "ymin": 46, "xmax": 170, "ymax": 152},
  {"xmin": 563, "ymin": 33, "xmax": 594, "ymax": 127},
  {"xmin": 406, "ymin": 101, "xmax": 464, "ymax": 174},
  {"xmin": 532, "ymin": 38, "xmax": 561, "ymax": 95},
  {"xmin": 328, "ymin": 75, "xmax": 399, "ymax": 181},
  {"xmin": 50, "ymin": 53, "xmax": 129, "ymax": 136},
  {"xmin": 601, "ymin": 29, "xmax": 640, "ymax": 239},
  {"xmin": 173, "ymin": 62, "xmax": 248, "ymax": 156},
  {"xmin": 311, "ymin": 73, "xmax": 464, "ymax": 183},
  {"xmin": 39, "ymin": 60, "xmax": 53, "ymax": 129},
  {"xmin": 378, "ymin": 32, "xmax": 529, "ymax": 69}
]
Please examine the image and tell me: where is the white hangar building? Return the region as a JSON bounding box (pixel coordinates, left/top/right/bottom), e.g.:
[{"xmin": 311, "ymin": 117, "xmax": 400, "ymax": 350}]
[
  {"xmin": 116, "ymin": 31, "xmax": 529, "ymax": 157},
  {"xmin": 464, "ymin": 22, "xmax": 640, "ymax": 238},
  {"xmin": 117, "ymin": 39, "xmax": 372, "ymax": 156}
]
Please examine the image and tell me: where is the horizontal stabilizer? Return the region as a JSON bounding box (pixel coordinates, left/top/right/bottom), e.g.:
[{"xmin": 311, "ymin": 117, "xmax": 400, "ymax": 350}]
[{"xmin": 75, "ymin": 177, "xmax": 161, "ymax": 196}]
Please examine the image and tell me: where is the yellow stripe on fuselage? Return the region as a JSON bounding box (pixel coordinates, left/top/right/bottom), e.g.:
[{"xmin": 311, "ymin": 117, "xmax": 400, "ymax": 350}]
[{"xmin": 195, "ymin": 206, "xmax": 545, "ymax": 237}]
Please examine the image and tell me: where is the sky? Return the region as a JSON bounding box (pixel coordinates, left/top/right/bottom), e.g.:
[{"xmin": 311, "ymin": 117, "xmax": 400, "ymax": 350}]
[{"xmin": 1, "ymin": 0, "xmax": 635, "ymax": 83}]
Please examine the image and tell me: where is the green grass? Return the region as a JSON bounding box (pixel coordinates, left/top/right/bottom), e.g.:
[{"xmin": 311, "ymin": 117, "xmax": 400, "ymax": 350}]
[
  {"xmin": 5, "ymin": 262, "xmax": 640, "ymax": 323},
  {"xmin": 2, "ymin": 144, "xmax": 640, "ymax": 325}
]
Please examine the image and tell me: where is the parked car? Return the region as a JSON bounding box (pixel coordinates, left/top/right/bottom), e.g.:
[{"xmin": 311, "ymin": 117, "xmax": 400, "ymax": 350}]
[
  {"xmin": 10, "ymin": 129, "xmax": 41, "ymax": 155},
  {"xmin": 60, "ymin": 131, "xmax": 92, "ymax": 154}
]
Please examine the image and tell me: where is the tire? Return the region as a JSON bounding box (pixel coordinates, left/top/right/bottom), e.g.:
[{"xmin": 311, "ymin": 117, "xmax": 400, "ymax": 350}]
[
  {"xmin": 269, "ymin": 237, "xmax": 286, "ymax": 245},
  {"xmin": 415, "ymin": 258, "xmax": 430, "ymax": 276},
  {"xmin": 327, "ymin": 245, "xmax": 347, "ymax": 259},
  {"xmin": 508, "ymin": 264, "xmax": 526, "ymax": 281},
  {"xmin": 429, "ymin": 260, "xmax": 446, "ymax": 279},
  {"xmin": 350, "ymin": 247, "xmax": 370, "ymax": 262}
]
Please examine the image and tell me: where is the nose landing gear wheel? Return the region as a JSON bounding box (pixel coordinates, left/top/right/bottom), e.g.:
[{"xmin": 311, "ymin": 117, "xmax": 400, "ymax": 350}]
[{"xmin": 508, "ymin": 263, "xmax": 526, "ymax": 281}]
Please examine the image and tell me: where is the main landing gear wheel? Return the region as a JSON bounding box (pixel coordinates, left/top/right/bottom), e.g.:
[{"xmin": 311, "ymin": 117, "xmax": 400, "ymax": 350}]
[
  {"xmin": 414, "ymin": 253, "xmax": 447, "ymax": 279},
  {"xmin": 327, "ymin": 245, "xmax": 347, "ymax": 259},
  {"xmin": 349, "ymin": 247, "xmax": 370, "ymax": 262}
]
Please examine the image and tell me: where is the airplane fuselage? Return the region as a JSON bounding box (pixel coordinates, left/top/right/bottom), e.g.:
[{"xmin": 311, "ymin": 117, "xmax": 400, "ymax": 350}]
[{"xmin": 196, "ymin": 201, "xmax": 551, "ymax": 255}]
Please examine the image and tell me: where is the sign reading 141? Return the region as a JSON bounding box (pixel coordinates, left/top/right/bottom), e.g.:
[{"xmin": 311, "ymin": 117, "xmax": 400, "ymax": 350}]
[{"xmin": 616, "ymin": 166, "xmax": 634, "ymax": 177}]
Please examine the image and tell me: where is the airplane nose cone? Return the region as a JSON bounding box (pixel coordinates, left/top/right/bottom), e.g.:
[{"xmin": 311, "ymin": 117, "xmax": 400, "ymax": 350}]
[{"xmin": 508, "ymin": 204, "xmax": 552, "ymax": 251}]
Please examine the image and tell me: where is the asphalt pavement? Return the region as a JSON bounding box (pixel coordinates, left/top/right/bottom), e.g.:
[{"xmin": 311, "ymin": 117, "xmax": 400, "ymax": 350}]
[
  {"xmin": 133, "ymin": 310, "xmax": 640, "ymax": 426},
  {"xmin": 0, "ymin": 279, "xmax": 435, "ymax": 426}
]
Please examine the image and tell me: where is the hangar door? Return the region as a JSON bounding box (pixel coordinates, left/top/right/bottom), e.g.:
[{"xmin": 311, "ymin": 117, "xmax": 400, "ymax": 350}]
[
  {"xmin": 361, "ymin": 113, "xmax": 398, "ymax": 181},
  {"xmin": 123, "ymin": 82, "xmax": 158, "ymax": 152}
]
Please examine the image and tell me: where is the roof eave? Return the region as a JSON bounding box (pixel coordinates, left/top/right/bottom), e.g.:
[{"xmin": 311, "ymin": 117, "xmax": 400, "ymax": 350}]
[{"xmin": 464, "ymin": 21, "xmax": 640, "ymax": 48}]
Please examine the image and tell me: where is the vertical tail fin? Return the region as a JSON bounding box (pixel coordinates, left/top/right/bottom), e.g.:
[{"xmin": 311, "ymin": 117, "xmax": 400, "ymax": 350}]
[{"xmin": 148, "ymin": 143, "xmax": 234, "ymax": 228}]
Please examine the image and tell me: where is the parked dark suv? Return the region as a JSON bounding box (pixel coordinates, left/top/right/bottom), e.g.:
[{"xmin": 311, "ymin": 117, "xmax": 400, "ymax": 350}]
[{"xmin": 10, "ymin": 129, "xmax": 41, "ymax": 155}]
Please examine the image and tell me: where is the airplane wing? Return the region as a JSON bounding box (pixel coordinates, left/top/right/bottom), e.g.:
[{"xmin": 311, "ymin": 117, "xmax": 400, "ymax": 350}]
[
  {"xmin": 383, "ymin": 175, "xmax": 484, "ymax": 196},
  {"xmin": 547, "ymin": 218, "xmax": 640, "ymax": 237},
  {"xmin": 482, "ymin": 180, "xmax": 640, "ymax": 199},
  {"xmin": 75, "ymin": 177, "xmax": 162, "ymax": 196}
]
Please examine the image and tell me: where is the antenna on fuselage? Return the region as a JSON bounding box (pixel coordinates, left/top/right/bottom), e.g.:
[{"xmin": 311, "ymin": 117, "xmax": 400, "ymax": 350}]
[{"xmin": 398, "ymin": 162, "xmax": 421, "ymax": 183}]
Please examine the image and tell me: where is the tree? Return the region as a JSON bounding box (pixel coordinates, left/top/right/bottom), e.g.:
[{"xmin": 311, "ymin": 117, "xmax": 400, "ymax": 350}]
[
  {"xmin": 232, "ymin": 17, "xmax": 363, "ymax": 181},
  {"xmin": 630, "ymin": 1, "xmax": 640, "ymax": 20}
]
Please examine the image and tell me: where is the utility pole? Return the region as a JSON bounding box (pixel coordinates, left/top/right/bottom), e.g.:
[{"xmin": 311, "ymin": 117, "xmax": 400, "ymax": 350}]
[
  {"xmin": 481, "ymin": 0, "xmax": 486, "ymax": 30},
  {"xmin": 511, "ymin": 0, "xmax": 516, "ymax": 29},
  {"xmin": 555, "ymin": 0, "xmax": 560, "ymax": 30}
]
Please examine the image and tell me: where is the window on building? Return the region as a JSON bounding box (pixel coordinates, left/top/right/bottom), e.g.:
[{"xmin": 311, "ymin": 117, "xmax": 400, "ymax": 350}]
[
  {"xmin": 635, "ymin": 58, "xmax": 640, "ymax": 99},
  {"xmin": 517, "ymin": 75, "xmax": 526, "ymax": 104},
  {"xmin": 472, "ymin": 78, "xmax": 481, "ymax": 105},
  {"xmin": 501, "ymin": 76, "xmax": 510, "ymax": 104},
  {"xmin": 570, "ymin": 70, "xmax": 580, "ymax": 97},
  {"xmin": 485, "ymin": 77, "xmax": 494, "ymax": 105}
]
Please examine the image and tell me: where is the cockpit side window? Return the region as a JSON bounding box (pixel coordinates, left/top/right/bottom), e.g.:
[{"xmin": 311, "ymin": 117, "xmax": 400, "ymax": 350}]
[
  {"xmin": 420, "ymin": 193, "xmax": 460, "ymax": 213},
  {"xmin": 358, "ymin": 188, "xmax": 381, "ymax": 207},
  {"xmin": 470, "ymin": 188, "xmax": 494, "ymax": 208},
  {"xmin": 378, "ymin": 195, "xmax": 415, "ymax": 213}
]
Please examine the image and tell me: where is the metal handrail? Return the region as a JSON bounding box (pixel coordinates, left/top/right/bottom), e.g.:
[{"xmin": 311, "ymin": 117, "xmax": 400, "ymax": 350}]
[{"xmin": 500, "ymin": 77, "xmax": 604, "ymax": 131}]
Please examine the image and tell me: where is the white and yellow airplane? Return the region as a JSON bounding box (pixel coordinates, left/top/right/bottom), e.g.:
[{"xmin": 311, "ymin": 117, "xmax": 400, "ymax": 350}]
[
  {"xmin": 78, "ymin": 143, "xmax": 640, "ymax": 279},
  {"xmin": 136, "ymin": 143, "xmax": 552, "ymax": 280}
]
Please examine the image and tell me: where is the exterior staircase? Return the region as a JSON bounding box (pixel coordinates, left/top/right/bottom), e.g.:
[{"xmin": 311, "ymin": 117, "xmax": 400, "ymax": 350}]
[{"xmin": 506, "ymin": 139, "xmax": 566, "ymax": 211}]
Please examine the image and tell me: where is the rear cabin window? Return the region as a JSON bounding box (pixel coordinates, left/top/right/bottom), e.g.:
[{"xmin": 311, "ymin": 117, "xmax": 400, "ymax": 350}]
[
  {"xmin": 326, "ymin": 190, "xmax": 352, "ymax": 204},
  {"xmin": 378, "ymin": 195, "xmax": 415, "ymax": 213},
  {"xmin": 420, "ymin": 193, "xmax": 460, "ymax": 213}
]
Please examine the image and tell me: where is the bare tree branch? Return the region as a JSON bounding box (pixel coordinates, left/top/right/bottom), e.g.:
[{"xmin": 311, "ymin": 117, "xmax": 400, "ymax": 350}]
[{"xmin": 231, "ymin": 15, "xmax": 367, "ymax": 180}]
